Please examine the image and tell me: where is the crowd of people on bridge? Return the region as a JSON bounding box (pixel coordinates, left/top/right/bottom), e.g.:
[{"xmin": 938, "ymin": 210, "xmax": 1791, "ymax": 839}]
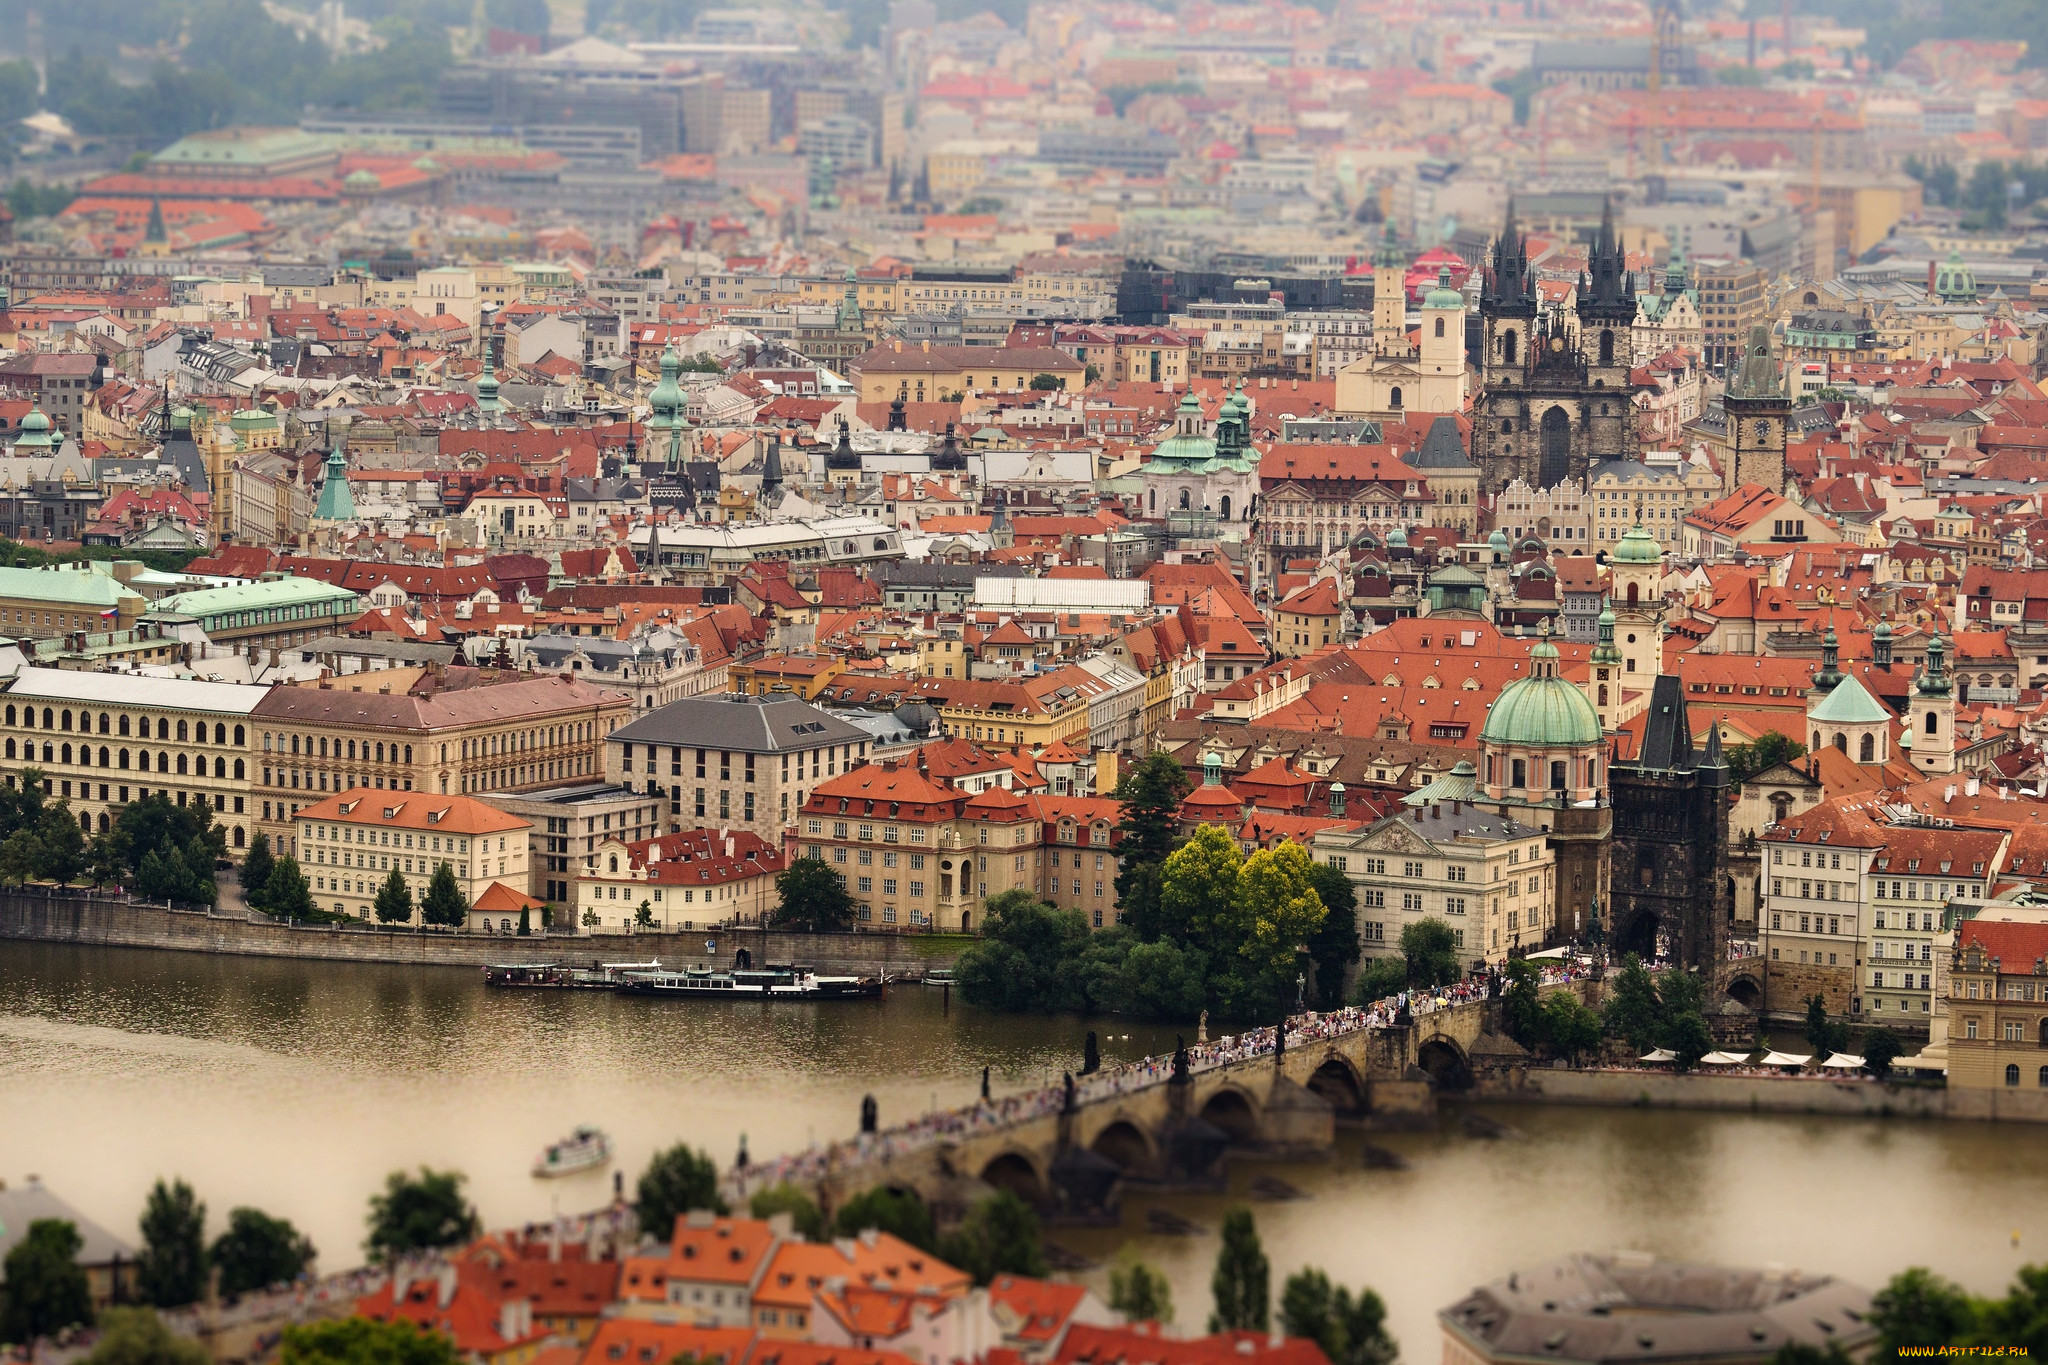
[{"xmin": 722, "ymin": 966, "xmax": 1596, "ymax": 1201}]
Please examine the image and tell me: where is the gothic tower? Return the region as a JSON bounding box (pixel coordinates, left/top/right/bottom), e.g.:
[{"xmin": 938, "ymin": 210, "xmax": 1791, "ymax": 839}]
[
  {"xmin": 1722, "ymin": 323, "xmax": 1791, "ymax": 496},
  {"xmin": 1475, "ymin": 200, "xmax": 1641, "ymax": 496},
  {"xmin": 1608, "ymin": 675, "xmax": 1733, "ymax": 969}
]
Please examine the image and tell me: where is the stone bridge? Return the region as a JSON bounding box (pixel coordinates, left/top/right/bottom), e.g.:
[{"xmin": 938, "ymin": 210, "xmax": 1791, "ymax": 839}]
[{"xmin": 730, "ymin": 999, "xmax": 1493, "ymax": 1224}]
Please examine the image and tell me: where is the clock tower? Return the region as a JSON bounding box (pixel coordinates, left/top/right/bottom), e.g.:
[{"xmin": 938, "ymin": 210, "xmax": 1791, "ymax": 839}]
[{"xmin": 1721, "ymin": 324, "xmax": 1790, "ymax": 496}]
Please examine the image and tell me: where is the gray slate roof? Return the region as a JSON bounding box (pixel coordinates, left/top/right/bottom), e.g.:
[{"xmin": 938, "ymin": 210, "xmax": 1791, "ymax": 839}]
[
  {"xmin": 610, "ymin": 694, "xmax": 869, "ymax": 753},
  {"xmin": 0, "ymin": 1178, "xmax": 137, "ymax": 1268}
]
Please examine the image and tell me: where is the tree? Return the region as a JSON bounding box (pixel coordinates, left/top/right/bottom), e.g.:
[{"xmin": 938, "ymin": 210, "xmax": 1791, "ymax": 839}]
[
  {"xmin": 211, "ymin": 1207, "xmax": 315, "ymax": 1297},
  {"xmin": 1663, "ymin": 1012, "xmax": 1713, "ymax": 1071},
  {"xmin": 0, "ymin": 1218, "xmax": 93, "ymax": 1342},
  {"xmin": 112, "ymin": 793, "xmax": 225, "ymax": 883},
  {"xmin": 956, "ymin": 891, "xmax": 1091, "ymax": 1014},
  {"xmin": 266, "ymin": 858, "xmax": 316, "ymax": 921},
  {"xmin": 0, "ymin": 828, "xmax": 42, "ymax": 885},
  {"xmin": 1304, "ymin": 862, "xmax": 1360, "ymax": 1009},
  {"xmin": 364, "ymin": 1169, "xmax": 478, "ymax": 1264},
  {"xmin": 1081, "ymin": 930, "xmax": 1208, "ymax": 1021},
  {"xmin": 636, "ymin": 1144, "xmax": 727, "ymax": 1239},
  {"xmin": 1235, "ymin": 841, "xmax": 1326, "ymax": 985},
  {"xmin": 1084, "ymin": 363, "xmax": 1103, "ymax": 385},
  {"xmin": 1501, "ymin": 959, "xmax": 1544, "ymax": 1047},
  {"xmin": 1725, "ymin": 731, "xmax": 1804, "ymax": 785},
  {"xmin": 1113, "ymin": 753, "xmax": 1191, "ymax": 920},
  {"xmin": 939, "ymin": 1190, "xmax": 1045, "ymax": 1284},
  {"xmin": 137, "ymin": 1178, "xmax": 208, "ymax": 1308},
  {"xmin": 1870, "ymin": 1268, "xmax": 1979, "ymax": 1361},
  {"xmin": 240, "ymin": 832, "xmax": 276, "ymax": 911},
  {"xmin": 1804, "ymin": 995, "xmax": 1848, "ymax": 1057},
  {"xmin": 517, "ymin": 907, "xmax": 531, "ymax": 936},
  {"xmin": 582, "ymin": 908, "xmax": 601, "ymax": 930},
  {"xmin": 1862, "ymin": 1027, "xmax": 1904, "ymax": 1079},
  {"xmin": 748, "ymin": 1185, "xmax": 826, "ymax": 1242},
  {"xmin": 635, "ymin": 901, "xmax": 656, "ymax": 929},
  {"xmin": 279, "ymin": 1318, "xmax": 462, "ymax": 1365},
  {"xmin": 1109, "ymin": 1249, "xmax": 1174, "ymax": 1323},
  {"xmin": 774, "ymin": 858, "xmax": 857, "ymax": 932},
  {"xmin": 36, "ymin": 804, "xmax": 86, "ymax": 885},
  {"xmin": 1977, "ymin": 1264, "xmax": 2048, "ymax": 1360},
  {"xmin": 421, "ymin": 863, "xmax": 466, "ymax": 928},
  {"xmin": 1028, "ymin": 373, "xmax": 1065, "ymax": 391},
  {"xmin": 82, "ymin": 1308, "xmax": 211, "ymax": 1365},
  {"xmin": 87, "ymin": 832, "xmax": 122, "ymax": 888},
  {"xmin": 1208, "ymin": 1207, "xmax": 1269, "ymax": 1333},
  {"xmin": 833, "ymin": 1187, "xmax": 936, "ymax": 1253},
  {"xmin": 1397, "ymin": 917, "xmax": 1462, "ymax": 990},
  {"xmin": 1602, "ymin": 955, "xmax": 1663, "ymax": 1053},
  {"xmin": 1541, "ymin": 991, "xmax": 1604, "ymax": 1066},
  {"xmin": 1351, "ymin": 956, "xmax": 1407, "ymax": 1005},
  {"xmin": 1279, "ymin": 1268, "xmax": 1397, "ymax": 1365},
  {"xmin": 1159, "ymin": 825, "xmax": 1243, "ymax": 948},
  {"xmin": 374, "ymin": 868, "xmax": 415, "ymax": 926}
]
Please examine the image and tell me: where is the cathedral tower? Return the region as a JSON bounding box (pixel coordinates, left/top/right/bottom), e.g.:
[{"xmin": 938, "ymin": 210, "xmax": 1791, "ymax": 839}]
[{"xmin": 1722, "ymin": 324, "xmax": 1791, "ymax": 496}]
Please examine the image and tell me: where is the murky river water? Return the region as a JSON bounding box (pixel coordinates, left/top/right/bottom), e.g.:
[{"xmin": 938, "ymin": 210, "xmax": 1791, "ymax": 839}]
[{"xmin": 6, "ymin": 941, "xmax": 2048, "ymax": 1356}]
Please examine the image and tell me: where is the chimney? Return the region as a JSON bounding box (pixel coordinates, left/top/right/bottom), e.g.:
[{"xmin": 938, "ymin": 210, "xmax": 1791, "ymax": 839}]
[{"xmin": 725, "ymin": 836, "xmax": 735, "ymax": 858}]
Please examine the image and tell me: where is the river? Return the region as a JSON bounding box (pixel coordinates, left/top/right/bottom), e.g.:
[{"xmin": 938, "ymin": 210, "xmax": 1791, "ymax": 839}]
[{"xmin": 6, "ymin": 941, "xmax": 2048, "ymax": 1357}]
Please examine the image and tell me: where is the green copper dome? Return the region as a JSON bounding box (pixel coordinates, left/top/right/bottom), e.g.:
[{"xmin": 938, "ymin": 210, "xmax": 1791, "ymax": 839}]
[
  {"xmin": 1423, "ymin": 265, "xmax": 1464, "ymax": 311},
  {"xmin": 1612, "ymin": 519, "xmax": 1662, "ymax": 564},
  {"xmin": 1386, "ymin": 525, "xmax": 1408, "ymax": 548},
  {"xmin": 1481, "ymin": 639, "xmax": 1602, "ymax": 749},
  {"xmin": 1487, "ymin": 528, "xmax": 1510, "ymax": 553}
]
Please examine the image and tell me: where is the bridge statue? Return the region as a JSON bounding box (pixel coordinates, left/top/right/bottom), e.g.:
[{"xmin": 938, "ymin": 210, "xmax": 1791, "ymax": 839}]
[
  {"xmin": 980, "ymin": 1066, "xmax": 990, "ymax": 1101},
  {"xmin": 1083, "ymin": 1031, "xmax": 1100, "ymax": 1075},
  {"xmin": 860, "ymin": 1094, "xmax": 877, "ymax": 1134},
  {"xmin": 1172, "ymin": 1035, "xmax": 1190, "ymax": 1082},
  {"xmin": 1062, "ymin": 1070, "xmax": 1076, "ymax": 1113}
]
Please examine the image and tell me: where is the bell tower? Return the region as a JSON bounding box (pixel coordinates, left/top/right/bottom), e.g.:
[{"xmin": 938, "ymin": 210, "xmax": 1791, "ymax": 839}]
[
  {"xmin": 1722, "ymin": 324, "xmax": 1791, "ymax": 496},
  {"xmin": 1577, "ymin": 198, "xmax": 1637, "ymax": 465},
  {"xmin": 1477, "ymin": 207, "xmax": 1537, "ymax": 494},
  {"xmin": 1908, "ymin": 631, "xmax": 1958, "ymax": 775}
]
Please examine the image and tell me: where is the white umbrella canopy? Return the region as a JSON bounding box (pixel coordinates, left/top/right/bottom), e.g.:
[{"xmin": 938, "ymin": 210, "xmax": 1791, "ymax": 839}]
[
  {"xmin": 1639, "ymin": 1048, "xmax": 1678, "ymax": 1062},
  {"xmin": 1758, "ymin": 1050, "xmax": 1813, "ymax": 1066},
  {"xmin": 1699, "ymin": 1051, "xmax": 1752, "ymax": 1065},
  {"xmin": 1821, "ymin": 1053, "xmax": 1867, "ymax": 1069}
]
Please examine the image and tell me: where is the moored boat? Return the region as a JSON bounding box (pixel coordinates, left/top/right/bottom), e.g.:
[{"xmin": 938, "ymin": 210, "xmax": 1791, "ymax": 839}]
[
  {"xmin": 532, "ymin": 1126, "xmax": 612, "ymax": 1177},
  {"xmin": 484, "ymin": 960, "xmax": 662, "ymax": 989},
  {"xmin": 617, "ymin": 962, "xmax": 881, "ymax": 1000}
]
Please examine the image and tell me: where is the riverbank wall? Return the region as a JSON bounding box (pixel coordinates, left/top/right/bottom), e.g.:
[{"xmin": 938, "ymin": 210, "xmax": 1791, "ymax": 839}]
[
  {"xmin": 0, "ymin": 891, "xmax": 971, "ymax": 978},
  {"xmin": 1472, "ymin": 1065, "xmax": 2048, "ymax": 1124}
]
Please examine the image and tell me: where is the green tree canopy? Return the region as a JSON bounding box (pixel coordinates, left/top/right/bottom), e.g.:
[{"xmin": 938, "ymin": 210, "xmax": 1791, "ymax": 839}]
[
  {"xmin": 774, "ymin": 858, "xmax": 858, "ymax": 932},
  {"xmin": 364, "ymin": 1169, "xmax": 478, "ymax": 1263},
  {"xmin": 955, "ymin": 891, "xmax": 1091, "ymax": 1013},
  {"xmin": 265, "ymin": 858, "xmax": 317, "ymax": 921},
  {"xmin": 211, "ymin": 1207, "xmax": 315, "ymax": 1298},
  {"xmin": 1108, "ymin": 1250, "xmax": 1174, "ymax": 1323},
  {"xmin": 240, "ymin": 832, "xmax": 276, "ymax": 911},
  {"xmin": 82, "ymin": 1308, "xmax": 210, "ymax": 1365},
  {"xmin": 1862, "ymin": 1027, "xmax": 1904, "ymax": 1079},
  {"xmin": 1278, "ymin": 1268, "xmax": 1397, "ymax": 1365},
  {"xmin": 1725, "ymin": 731, "xmax": 1804, "ymax": 785},
  {"xmin": 373, "ymin": 868, "xmax": 415, "ymax": 925},
  {"xmin": 636, "ymin": 1144, "xmax": 728, "ymax": 1240},
  {"xmin": 1208, "ymin": 1207, "xmax": 1270, "ymax": 1333},
  {"xmin": 1113, "ymin": 753, "xmax": 1190, "ymax": 912},
  {"xmin": 1235, "ymin": 841, "xmax": 1326, "ymax": 984},
  {"xmin": 833, "ymin": 1186, "xmax": 936, "ymax": 1253},
  {"xmin": 1601, "ymin": 954, "xmax": 1663, "ymax": 1052},
  {"xmin": 938, "ymin": 1190, "xmax": 1045, "ymax": 1284},
  {"xmin": 1, "ymin": 1218, "xmax": 93, "ymax": 1342},
  {"xmin": 279, "ymin": 1318, "xmax": 462, "ymax": 1365},
  {"xmin": 1870, "ymin": 1267, "xmax": 1980, "ymax": 1360},
  {"xmin": 421, "ymin": 863, "xmax": 466, "ymax": 928},
  {"xmin": 137, "ymin": 1178, "xmax": 208, "ymax": 1308},
  {"xmin": 1159, "ymin": 824, "xmax": 1243, "ymax": 948},
  {"xmin": 747, "ymin": 1185, "xmax": 826, "ymax": 1242},
  {"xmin": 1397, "ymin": 917, "xmax": 1462, "ymax": 990},
  {"xmin": 1304, "ymin": 862, "xmax": 1360, "ymax": 1009}
]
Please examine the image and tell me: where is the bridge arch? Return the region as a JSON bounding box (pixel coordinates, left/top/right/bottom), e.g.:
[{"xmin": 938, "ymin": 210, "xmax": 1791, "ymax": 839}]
[
  {"xmin": 978, "ymin": 1150, "xmax": 1047, "ymax": 1202},
  {"xmin": 1088, "ymin": 1119, "xmax": 1156, "ymax": 1173},
  {"xmin": 1198, "ymin": 1086, "xmax": 1262, "ymax": 1142},
  {"xmin": 1725, "ymin": 972, "xmax": 1762, "ymax": 1009},
  {"xmin": 1305, "ymin": 1055, "xmax": 1367, "ymax": 1114},
  {"xmin": 1416, "ymin": 1035, "xmax": 1473, "ymax": 1091}
]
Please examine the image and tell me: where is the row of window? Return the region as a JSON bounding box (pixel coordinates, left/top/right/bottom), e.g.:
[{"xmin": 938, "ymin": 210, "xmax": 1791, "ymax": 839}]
[
  {"xmin": 7, "ymin": 739, "xmax": 244, "ymax": 779},
  {"xmin": 9, "ymin": 705, "xmax": 243, "ymax": 745}
]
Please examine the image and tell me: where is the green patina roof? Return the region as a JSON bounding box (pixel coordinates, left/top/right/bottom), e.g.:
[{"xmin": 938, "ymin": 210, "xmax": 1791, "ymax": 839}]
[
  {"xmin": 1612, "ymin": 519, "xmax": 1663, "ymax": 564},
  {"xmin": 151, "ymin": 128, "xmax": 336, "ymax": 169},
  {"xmin": 150, "ymin": 576, "xmax": 359, "ymax": 617},
  {"xmin": 1423, "ymin": 265, "xmax": 1464, "ymax": 311},
  {"xmin": 313, "ymin": 446, "xmax": 355, "ymax": 522},
  {"xmin": 1480, "ymin": 642, "xmax": 1602, "ymax": 748},
  {"xmin": 1403, "ymin": 758, "xmax": 1479, "ymax": 807},
  {"xmin": 1808, "ymin": 675, "xmax": 1889, "ymax": 725},
  {"xmin": 0, "ymin": 564, "xmax": 136, "ymax": 608}
]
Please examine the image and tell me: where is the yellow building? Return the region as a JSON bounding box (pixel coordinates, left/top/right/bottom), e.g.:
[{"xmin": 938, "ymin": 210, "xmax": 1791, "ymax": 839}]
[
  {"xmin": 848, "ymin": 341, "xmax": 1084, "ymax": 403},
  {"xmin": 574, "ymin": 828, "xmax": 782, "ymax": 930},
  {"xmin": 797, "ymin": 758, "xmax": 1042, "ymax": 930},
  {"xmin": 938, "ymin": 669, "xmax": 1103, "ymax": 753},
  {"xmin": 728, "ymin": 654, "xmax": 846, "ymax": 699},
  {"xmin": 294, "ymin": 787, "xmax": 531, "ymax": 926}
]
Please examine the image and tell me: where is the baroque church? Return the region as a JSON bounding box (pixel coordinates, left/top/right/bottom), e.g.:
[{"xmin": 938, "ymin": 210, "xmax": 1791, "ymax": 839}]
[{"xmin": 1473, "ymin": 203, "xmax": 1641, "ymax": 495}]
